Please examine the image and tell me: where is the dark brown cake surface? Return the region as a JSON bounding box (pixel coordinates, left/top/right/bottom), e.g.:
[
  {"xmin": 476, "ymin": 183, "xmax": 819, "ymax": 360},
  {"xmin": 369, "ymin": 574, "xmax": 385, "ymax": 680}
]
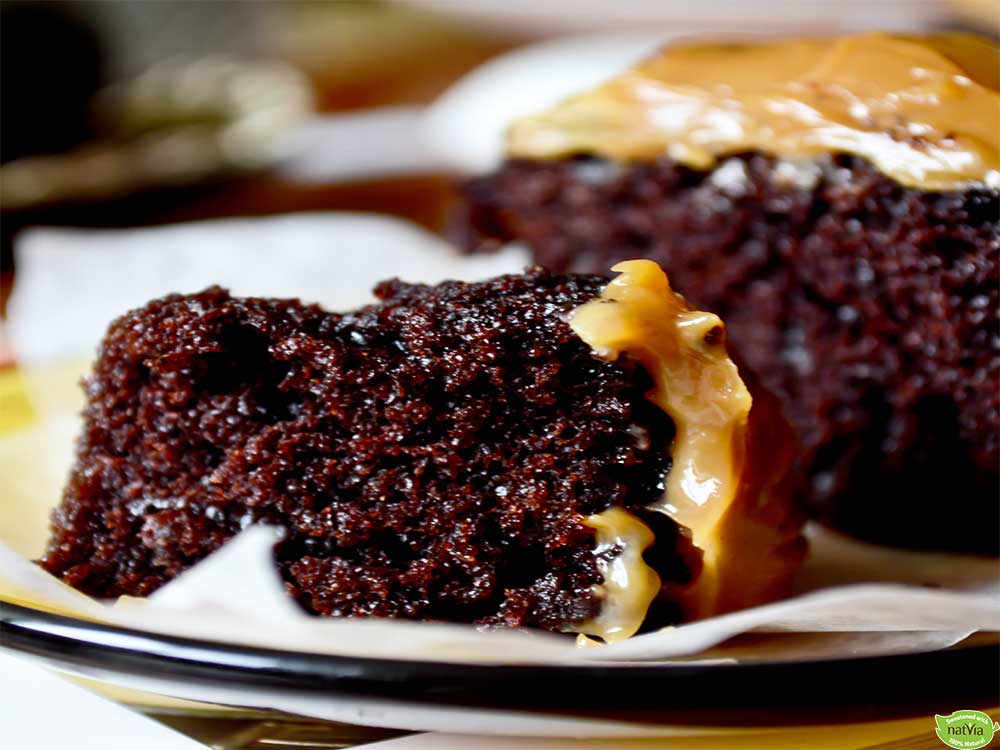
[
  {"xmin": 461, "ymin": 154, "xmax": 1000, "ymax": 551},
  {"xmin": 43, "ymin": 269, "xmax": 696, "ymax": 631}
]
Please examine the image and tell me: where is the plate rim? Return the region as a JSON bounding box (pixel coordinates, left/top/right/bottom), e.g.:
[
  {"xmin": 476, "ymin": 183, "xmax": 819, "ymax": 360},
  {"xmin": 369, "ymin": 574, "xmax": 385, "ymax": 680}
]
[{"xmin": 3, "ymin": 598, "xmax": 998, "ymax": 713}]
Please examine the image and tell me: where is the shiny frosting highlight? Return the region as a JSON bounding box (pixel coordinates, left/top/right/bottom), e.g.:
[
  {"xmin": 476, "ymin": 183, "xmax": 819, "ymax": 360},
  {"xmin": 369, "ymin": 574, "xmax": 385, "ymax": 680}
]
[
  {"xmin": 508, "ymin": 33, "xmax": 1000, "ymax": 191},
  {"xmin": 570, "ymin": 260, "xmax": 805, "ymax": 633}
]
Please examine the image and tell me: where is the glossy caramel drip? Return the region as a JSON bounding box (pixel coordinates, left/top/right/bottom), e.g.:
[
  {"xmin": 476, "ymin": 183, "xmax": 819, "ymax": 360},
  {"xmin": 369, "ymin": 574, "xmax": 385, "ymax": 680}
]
[
  {"xmin": 570, "ymin": 260, "xmax": 805, "ymax": 627},
  {"xmin": 508, "ymin": 32, "xmax": 1000, "ymax": 191},
  {"xmin": 570, "ymin": 507, "xmax": 661, "ymax": 643}
]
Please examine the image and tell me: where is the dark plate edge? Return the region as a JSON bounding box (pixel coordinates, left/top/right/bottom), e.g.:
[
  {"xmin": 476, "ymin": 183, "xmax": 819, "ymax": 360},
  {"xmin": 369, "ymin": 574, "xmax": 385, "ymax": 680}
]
[{"xmin": 3, "ymin": 599, "xmax": 998, "ymax": 713}]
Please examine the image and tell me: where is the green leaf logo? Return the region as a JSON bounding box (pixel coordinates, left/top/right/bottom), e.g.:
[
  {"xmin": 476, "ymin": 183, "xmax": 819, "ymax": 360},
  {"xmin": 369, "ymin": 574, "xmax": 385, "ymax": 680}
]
[{"xmin": 935, "ymin": 710, "xmax": 999, "ymax": 749}]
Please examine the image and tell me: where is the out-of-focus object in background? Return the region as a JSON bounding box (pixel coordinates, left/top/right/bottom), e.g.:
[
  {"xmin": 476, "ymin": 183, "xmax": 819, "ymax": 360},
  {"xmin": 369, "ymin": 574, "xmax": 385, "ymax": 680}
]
[
  {"xmin": 264, "ymin": 1, "xmax": 517, "ymax": 111},
  {"xmin": 0, "ymin": 0, "xmax": 518, "ymax": 288},
  {"xmin": 405, "ymin": 0, "xmax": 946, "ymax": 34},
  {"xmin": 1, "ymin": 2, "xmax": 103, "ymax": 166},
  {"xmin": 947, "ymin": 0, "xmax": 1000, "ymax": 35},
  {"xmin": 1, "ymin": 58, "xmax": 312, "ymax": 212}
]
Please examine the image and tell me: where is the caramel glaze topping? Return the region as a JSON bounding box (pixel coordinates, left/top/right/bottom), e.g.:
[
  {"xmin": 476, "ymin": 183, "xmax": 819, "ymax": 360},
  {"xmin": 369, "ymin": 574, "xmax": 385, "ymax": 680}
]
[
  {"xmin": 508, "ymin": 32, "xmax": 1000, "ymax": 191},
  {"xmin": 570, "ymin": 261, "xmax": 806, "ymax": 632}
]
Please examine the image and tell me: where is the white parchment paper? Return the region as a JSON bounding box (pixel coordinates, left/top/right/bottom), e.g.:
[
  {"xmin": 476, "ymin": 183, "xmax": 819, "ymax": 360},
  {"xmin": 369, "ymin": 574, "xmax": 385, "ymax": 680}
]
[{"xmin": 2, "ymin": 213, "xmax": 997, "ymax": 666}]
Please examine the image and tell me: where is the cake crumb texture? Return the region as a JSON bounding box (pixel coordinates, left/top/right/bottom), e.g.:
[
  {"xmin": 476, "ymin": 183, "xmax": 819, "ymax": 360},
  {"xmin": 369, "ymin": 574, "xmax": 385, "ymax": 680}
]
[{"xmin": 43, "ymin": 269, "xmax": 695, "ymax": 630}]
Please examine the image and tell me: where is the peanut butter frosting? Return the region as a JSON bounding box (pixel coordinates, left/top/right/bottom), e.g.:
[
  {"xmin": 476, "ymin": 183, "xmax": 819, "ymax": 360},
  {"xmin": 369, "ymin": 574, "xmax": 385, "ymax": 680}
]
[
  {"xmin": 571, "ymin": 506, "xmax": 661, "ymax": 643},
  {"xmin": 570, "ymin": 261, "xmax": 805, "ymax": 639},
  {"xmin": 507, "ymin": 32, "xmax": 1000, "ymax": 191}
]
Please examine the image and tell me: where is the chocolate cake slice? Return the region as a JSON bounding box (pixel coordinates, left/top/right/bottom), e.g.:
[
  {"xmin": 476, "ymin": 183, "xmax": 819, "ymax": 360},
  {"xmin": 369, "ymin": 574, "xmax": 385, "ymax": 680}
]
[
  {"xmin": 460, "ymin": 33, "xmax": 1000, "ymax": 552},
  {"xmin": 43, "ymin": 262, "xmax": 803, "ymax": 640}
]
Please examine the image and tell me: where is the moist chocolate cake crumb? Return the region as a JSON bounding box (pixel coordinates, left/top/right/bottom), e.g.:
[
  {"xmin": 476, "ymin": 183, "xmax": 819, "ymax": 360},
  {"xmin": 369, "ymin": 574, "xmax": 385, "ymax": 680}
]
[
  {"xmin": 42, "ymin": 269, "xmax": 698, "ymax": 631},
  {"xmin": 460, "ymin": 153, "xmax": 1000, "ymax": 552}
]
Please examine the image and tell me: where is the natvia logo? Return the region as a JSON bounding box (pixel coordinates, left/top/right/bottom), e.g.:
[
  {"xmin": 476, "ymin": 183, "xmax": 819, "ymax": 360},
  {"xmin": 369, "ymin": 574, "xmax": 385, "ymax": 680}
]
[{"xmin": 935, "ymin": 710, "xmax": 1000, "ymax": 749}]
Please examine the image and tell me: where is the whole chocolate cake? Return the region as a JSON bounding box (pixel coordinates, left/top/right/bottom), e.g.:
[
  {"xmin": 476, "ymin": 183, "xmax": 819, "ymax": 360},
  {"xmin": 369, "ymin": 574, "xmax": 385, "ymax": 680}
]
[
  {"xmin": 460, "ymin": 33, "xmax": 1000, "ymax": 552},
  {"xmin": 43, "ymin": 262, "xmax": 804, "ymax": 640}
]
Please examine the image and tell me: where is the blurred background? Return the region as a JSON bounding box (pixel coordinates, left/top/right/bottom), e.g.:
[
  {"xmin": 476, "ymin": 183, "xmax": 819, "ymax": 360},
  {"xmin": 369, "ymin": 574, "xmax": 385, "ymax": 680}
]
[{"xmin": 1, "ymin": 0, "xmax": 997, "ymax": 365}]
